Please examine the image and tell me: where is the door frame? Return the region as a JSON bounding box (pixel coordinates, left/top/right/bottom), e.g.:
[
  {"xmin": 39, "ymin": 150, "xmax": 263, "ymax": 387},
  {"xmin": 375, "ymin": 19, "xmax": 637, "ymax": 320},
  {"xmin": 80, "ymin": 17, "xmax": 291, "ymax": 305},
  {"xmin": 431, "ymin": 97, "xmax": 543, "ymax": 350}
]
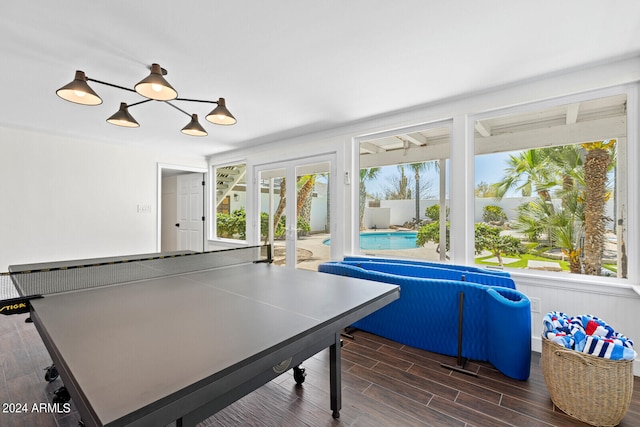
[
  {"xmin": 157, "ymin": 163, "xmax": 208, "ymax": 252},
  {"xmin": 253, "ymin": 153, "xmax": 338, "ymax": 268}
]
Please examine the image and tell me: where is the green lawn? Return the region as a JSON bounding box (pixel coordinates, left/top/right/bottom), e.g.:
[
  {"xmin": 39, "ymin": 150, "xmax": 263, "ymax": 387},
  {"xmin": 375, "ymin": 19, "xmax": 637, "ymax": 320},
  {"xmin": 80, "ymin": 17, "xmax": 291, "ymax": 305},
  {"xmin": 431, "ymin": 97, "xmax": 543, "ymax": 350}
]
[
  {"xmin": 474, "ymin": 253, "xmax": 569, "ymax": 270},
  {"xmin": 474, "ymin": 248, "xmax": 617, "ymax": 274}
]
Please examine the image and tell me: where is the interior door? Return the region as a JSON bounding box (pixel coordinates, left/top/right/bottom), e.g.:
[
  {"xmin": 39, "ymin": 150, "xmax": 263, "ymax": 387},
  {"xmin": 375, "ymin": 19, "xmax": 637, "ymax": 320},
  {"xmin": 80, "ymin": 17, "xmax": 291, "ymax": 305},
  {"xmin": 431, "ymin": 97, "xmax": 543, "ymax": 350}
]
[
  {"xmin": 177, "ymin": 173, "xmax": 204, "ymax": 251},
  {"xmin": 255, "ymin": 154, "xmax": 335, "ymax": 270}
]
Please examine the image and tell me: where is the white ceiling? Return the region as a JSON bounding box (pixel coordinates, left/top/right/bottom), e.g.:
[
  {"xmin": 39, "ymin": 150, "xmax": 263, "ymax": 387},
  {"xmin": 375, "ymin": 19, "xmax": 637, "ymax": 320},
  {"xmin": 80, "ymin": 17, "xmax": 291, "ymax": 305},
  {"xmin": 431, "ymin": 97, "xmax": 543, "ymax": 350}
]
[{"xmin": 1, "ymin": 1, "xmax": 639, "ymax": 158}]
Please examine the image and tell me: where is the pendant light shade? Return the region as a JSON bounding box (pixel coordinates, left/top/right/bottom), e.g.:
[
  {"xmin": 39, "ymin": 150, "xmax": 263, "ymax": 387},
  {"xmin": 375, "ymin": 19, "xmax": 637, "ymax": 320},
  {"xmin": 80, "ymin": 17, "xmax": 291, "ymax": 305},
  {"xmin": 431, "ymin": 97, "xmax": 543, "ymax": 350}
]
[
  {"xmin": 106, "ymin": 103, "xmax": 140, "ymax": 128},
  {"xmin": 206, "ymin": 98, "xmax": 236, "ymax": 125},
  {"xmin": 56, "ymin": 70, "xmax": 102, "ymax": 105},
  {"xmin": 181, "ymin": 114, "xmax": 208, "ymax": 136},
  {"xmin": 134, "ymin": 63, "xmax": 178, "ymax": 101}
]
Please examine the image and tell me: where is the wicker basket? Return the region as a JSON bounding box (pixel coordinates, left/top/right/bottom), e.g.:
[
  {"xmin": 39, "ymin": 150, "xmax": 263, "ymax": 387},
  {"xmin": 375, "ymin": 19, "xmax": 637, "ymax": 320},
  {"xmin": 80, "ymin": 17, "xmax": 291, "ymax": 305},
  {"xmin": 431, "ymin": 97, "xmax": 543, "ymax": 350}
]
[{"xmin": 541, "ymin": 337, "xmax": 634, "ymax": 426}]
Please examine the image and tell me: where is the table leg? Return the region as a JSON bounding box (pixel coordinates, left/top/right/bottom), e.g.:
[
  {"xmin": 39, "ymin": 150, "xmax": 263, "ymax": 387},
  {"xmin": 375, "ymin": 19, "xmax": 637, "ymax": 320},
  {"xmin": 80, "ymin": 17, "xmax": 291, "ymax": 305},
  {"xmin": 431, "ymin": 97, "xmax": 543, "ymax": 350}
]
[{"xmin": 329, "ymin": 332, "xmax": 341, "ymax": 418}]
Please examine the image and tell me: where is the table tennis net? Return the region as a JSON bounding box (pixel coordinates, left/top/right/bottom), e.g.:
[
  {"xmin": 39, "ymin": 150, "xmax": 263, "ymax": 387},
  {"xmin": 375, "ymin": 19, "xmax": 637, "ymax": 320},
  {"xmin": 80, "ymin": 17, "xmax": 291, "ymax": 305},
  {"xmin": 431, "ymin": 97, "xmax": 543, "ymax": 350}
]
[{"xmin": 2, "ymin": 245, "xmax": 270, "ymax": 300}]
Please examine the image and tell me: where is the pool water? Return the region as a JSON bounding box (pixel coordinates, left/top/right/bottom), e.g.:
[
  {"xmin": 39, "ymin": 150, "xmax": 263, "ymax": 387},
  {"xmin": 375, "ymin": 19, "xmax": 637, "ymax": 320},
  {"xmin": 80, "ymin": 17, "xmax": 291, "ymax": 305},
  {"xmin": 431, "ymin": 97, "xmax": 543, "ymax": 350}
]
[{"xmin": 323, "ymin": 231, "xmax": 419, "ymax": 250}]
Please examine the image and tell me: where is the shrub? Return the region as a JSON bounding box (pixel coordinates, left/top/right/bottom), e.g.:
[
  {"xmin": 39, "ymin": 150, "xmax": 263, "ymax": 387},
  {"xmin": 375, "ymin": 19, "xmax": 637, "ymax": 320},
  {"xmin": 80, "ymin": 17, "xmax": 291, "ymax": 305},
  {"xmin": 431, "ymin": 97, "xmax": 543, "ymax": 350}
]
[
  {"xmin": 260, "ymin": 211, "xmax": 286, "ymax": 239},
  {"xmin": 474, "ymin": 222, "xmax": 524, "ymax": 266},
  {"xmin": 425, "ymin": 204, "xmax": 449, "ymax": 222},
  {"xmin": 297, "ymin": 217, "xmax": 311, "ymax": 233},
  {"xmin": 217, "ymin": 208, "xmax": 246, "ymax": 239},
  {"xmin": 417, "ymin": 221, "xmax": 450, "ymax": 251},
  {"xmin": 483, "ymin": 205, "xmax": 508, "ymax": 223}
]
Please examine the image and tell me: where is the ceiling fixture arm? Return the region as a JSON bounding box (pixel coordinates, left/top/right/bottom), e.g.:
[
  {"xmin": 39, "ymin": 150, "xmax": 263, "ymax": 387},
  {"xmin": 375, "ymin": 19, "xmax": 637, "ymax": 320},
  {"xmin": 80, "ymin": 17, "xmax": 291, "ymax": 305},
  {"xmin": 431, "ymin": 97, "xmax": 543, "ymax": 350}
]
[
  {"xmin": 85, "ymin": 77, "xmax": 138, "ymax": 94},
  {"xmin": 165, "ymin": 101, "xmax": 192, "ymax": 118},
  {"xmin": 55, "ymin": 64, "xmax": 236, "ymax": 136},
  {"xmin": 128, "ymin": 99, "xmax": 153, "ymax": 108},
  {"xmin": 174, "ymin": 97, "xmax": 218, "ymax": 105}
]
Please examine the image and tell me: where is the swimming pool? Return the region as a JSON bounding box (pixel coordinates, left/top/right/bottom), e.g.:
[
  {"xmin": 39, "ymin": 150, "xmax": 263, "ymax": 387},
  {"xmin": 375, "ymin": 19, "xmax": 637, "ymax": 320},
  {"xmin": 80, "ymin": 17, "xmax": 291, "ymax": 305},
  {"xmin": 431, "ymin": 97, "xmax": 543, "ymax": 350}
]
[{"xmin": 323, "ymin": 231, "xmax": 419, "ymax": 250}]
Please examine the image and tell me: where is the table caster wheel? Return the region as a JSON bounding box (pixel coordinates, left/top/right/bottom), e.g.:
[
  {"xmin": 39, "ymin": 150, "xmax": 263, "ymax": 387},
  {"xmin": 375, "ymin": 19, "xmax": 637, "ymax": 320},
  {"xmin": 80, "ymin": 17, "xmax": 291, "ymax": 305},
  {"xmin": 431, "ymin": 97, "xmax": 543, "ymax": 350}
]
[
  {"xmin": 44, "ymin": 365, "xmax": 59, "ymax": 382},
  {"xmin": 53, "ymin": 386, "xmax": 70, "ymax": 404},
  {"xmin": 293, "ymin": 366, "xmax": 306, "ymax": 384}
]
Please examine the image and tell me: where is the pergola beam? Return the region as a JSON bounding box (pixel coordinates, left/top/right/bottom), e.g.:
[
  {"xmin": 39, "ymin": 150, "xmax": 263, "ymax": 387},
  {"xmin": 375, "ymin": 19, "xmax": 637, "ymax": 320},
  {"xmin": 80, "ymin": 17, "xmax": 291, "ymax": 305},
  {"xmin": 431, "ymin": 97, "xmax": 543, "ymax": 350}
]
[{"xmin": 566, "ymin": 102, "xmax": 580, "ymax": 125}]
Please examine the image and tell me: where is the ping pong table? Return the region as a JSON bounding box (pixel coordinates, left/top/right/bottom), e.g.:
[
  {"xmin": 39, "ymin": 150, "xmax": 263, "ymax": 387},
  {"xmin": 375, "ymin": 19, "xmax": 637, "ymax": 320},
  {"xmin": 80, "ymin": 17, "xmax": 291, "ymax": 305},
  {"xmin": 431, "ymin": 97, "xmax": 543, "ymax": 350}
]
[{"xmin": 3, "ymin": 246, "xmax": 399, "ymax": 426}]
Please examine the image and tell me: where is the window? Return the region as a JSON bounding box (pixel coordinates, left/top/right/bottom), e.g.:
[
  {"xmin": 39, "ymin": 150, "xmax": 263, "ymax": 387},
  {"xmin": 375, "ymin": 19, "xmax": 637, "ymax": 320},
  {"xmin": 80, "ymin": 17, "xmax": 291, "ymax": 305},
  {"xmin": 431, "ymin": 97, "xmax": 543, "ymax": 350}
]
[
  {"xmin": 358, "ymin": 122, "xmax": 451, "ymax": 262},
  {"xmin": 213, "ymin": 162, "xmax": 247, "ymax": 241},
  {"xmin": 473, "ymin": 93, "xmax": 628, "ymax": 278}
]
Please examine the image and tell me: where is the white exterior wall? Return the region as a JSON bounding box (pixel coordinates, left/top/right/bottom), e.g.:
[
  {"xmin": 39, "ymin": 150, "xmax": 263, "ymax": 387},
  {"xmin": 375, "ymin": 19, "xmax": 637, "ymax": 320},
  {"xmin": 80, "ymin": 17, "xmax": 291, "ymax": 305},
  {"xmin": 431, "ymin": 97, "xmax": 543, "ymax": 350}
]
[{"xmin": 371, "ymin": 197, "xmax": 614, "ymax": 224}]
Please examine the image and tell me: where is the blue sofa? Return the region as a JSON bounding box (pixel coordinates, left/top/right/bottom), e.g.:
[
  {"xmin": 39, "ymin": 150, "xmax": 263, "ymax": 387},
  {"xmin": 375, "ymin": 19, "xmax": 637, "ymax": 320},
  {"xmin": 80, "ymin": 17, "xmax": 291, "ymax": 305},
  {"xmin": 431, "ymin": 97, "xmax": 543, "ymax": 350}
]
[{"xmin": 318, "ymin": 258, "xmax": 531, "ymax": 380}]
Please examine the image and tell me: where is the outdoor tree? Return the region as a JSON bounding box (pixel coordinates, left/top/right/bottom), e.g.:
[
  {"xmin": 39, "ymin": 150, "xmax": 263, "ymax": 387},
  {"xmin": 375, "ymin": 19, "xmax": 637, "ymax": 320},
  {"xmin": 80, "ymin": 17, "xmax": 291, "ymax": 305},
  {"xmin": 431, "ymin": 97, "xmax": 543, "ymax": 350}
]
[
  {"xmin": 513, "ymin": 199, "xmax": 554, "ymax": 243},
  {"xmin": 359, "ymin": 168, "xmax": 380, "ymax": 230},
  {"xmin": 474, "ymin": 223, "xmax": 524, "ymax": 267},
  {"xmin": 408, "ymin": 161, "xmax": 438, "ymax": 221},
  {"xmin": 272, "ymin": 177, "xmax": 287, "ymax": 237},
  {"xmin": 482, "ymin": 205, "xmax": 508, "ymax": 224},
  {"xmin": 418, "ymin": 221, "xmax": 523, "ymax": 265},
  {"xmin": 475, "ymin": 181, "xmax": 498, "ymax": 198},
  {"xmin": 408, "ymin": 162, "xmax": 427, "ymax": 221},
  {"xmin": 424, "ymin": 204, "xmax": 449, "ymax": 222},
  {"xmin": 582, "ymin": 139, "xmax": 615, "ymax": 275},
  {"xmin": 494, "ymin": 149, "xmax": 557, "ymax": 209},
  {"xmin": 380, "ymin": 165, "xmax": 412, "ymax": 200},
  {"xmin": 416, "ymin": 221, "xmax": 449, "ymax": 254},
  {"xmin": 549, "ymin": 209, "xmax": 583, "ymax": 274},
  {"xmin": 296, "ymin": 174, "xmax": 316, "ymax": 229}
]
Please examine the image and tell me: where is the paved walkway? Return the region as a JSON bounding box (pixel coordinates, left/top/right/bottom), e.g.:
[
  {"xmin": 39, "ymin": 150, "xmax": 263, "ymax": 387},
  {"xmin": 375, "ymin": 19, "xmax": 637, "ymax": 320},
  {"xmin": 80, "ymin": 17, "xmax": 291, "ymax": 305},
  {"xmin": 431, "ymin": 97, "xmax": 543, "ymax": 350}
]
[{"xmin": 293, "ymin": 231, "xmax": 444, "ymax": 271}]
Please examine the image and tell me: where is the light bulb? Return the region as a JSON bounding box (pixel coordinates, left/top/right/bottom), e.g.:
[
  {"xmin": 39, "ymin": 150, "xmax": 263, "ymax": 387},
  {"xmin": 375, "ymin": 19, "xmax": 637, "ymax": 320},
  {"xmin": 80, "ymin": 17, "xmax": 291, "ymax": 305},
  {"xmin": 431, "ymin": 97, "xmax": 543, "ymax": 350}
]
[
  {"xmin": 151, "ymin": 83, "xmax": 163, "ymax": 93},
  {"xmin": 74, "ymin": 90, "xmax": 86, "ymax": 98}
]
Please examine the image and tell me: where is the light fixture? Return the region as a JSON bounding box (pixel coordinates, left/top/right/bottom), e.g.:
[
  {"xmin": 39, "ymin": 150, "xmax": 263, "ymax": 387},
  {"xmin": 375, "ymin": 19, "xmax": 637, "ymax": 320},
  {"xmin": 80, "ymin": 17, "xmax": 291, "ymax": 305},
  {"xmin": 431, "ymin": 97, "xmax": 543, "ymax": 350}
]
[
  {"xmin": 134, "ymin": 63, "xmax": 178, "ymax": 101},
  {"xmin": 206, "ymin": 98, "xmax": 236, "ymax": 125},
  {"xmin": 106, "ymin": 102, "xmax": 140, "ymax": 128},
  {"xmin": 181, "ymin": 114, "xmax": 207, "ymax": 137},
  {"xmin": 56, "ymin": 64, "xmax": 236, "ymax": 136},
  {"xmin": 56, "ymin": 70, "xmax": 102, "ymax": 106}
]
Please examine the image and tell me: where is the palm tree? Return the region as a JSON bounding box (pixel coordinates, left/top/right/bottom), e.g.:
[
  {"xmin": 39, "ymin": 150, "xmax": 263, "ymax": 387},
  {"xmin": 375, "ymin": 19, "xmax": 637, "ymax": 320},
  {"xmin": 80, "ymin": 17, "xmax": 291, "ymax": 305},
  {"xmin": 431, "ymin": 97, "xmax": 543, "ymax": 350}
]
[
  {"xmin": 549, "ymin": 192, "xmax": 584, "ymax": 274},
  {"xmin": 296, "ymin": 174, "xmax": 316, "ymax": 234},
  {"xmin": 359, "ymin": 168, "xmax": 380, "ymax": 230},
  {"xmin": 407, "ymin": 162, "xmax": 434, "ymax": 222},
  {"xmin": 272, "ymin": 177, "xmax": 287, "ymax": 239},
  {"xmin": 296, "ymin": 175, "xmax": 315, "ymax": 218},
  {"xmin": 582, "ymin": 140, "xmax": 615, "ymax": 275},
  {"xmin": 542, "ymin": 145, "xmax": 584, "ymax": 211},
  {"xmin": 494, "ymin": 149, "xmax": 558, "ymax": 208}
]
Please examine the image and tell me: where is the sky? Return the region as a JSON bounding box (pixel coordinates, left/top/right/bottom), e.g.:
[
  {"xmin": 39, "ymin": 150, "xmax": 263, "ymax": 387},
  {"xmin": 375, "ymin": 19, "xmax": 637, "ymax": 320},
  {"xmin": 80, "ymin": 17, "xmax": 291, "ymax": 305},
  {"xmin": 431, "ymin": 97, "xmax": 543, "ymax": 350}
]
[{"xmin": 365, "ymin": 151, "xmax": 514, "ymax": 199}]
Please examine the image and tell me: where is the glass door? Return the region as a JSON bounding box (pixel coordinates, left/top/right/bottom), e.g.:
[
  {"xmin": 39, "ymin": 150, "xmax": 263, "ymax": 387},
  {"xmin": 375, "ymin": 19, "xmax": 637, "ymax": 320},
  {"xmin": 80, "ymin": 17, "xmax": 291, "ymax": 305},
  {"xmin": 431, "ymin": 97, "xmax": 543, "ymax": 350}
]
[
  {"xmin": 255, "ymin": 154, "xmax": 336, "ymax": 270},
  {"xmin": 258, "ymin": 167, "xmax": 288, "ymax": 266},
  {"xmin": 295, "ymin": 161, "xmax": 331, "ymax": 271}
]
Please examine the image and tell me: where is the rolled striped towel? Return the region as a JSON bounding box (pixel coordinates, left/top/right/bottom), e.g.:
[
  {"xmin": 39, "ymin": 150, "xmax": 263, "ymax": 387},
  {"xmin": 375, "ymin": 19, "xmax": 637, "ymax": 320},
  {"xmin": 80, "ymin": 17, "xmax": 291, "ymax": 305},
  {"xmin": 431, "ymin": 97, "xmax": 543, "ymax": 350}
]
[{"xmin": 582, "ymin": 335, "xmax": 637, "ymax": 361}]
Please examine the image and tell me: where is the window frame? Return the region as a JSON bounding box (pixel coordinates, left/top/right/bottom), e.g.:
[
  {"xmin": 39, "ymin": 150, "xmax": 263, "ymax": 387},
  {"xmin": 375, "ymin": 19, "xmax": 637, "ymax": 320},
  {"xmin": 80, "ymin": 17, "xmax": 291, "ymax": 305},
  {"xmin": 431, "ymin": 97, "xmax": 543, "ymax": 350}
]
[
  {"xmin": 354, "ymin": 119, "xmax": 453, "ymax": 261},
  {"xmin": 468, "ymin": 84, "xmax": 638, "ymax": 286},
  {"xmin": 210, "ymin": 160, "xmax": 248, "ymax": 244}
]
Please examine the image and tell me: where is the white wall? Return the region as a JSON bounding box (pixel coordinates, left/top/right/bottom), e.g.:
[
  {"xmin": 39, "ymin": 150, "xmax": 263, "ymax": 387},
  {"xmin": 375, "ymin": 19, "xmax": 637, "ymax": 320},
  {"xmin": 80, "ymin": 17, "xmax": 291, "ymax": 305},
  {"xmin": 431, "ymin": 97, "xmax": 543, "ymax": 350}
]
[{"xmin": 0, "ymin": 127, "xmax": 206, "ymax": 269}]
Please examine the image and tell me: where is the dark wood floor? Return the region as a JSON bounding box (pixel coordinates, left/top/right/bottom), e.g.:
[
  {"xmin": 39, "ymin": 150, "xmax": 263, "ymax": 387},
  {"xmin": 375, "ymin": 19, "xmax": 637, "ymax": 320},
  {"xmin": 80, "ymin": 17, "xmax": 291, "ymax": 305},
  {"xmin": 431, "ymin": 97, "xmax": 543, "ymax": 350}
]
[{"xmin": 1, "ymin": 313, "xmax": 638, "ymax": 427}]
